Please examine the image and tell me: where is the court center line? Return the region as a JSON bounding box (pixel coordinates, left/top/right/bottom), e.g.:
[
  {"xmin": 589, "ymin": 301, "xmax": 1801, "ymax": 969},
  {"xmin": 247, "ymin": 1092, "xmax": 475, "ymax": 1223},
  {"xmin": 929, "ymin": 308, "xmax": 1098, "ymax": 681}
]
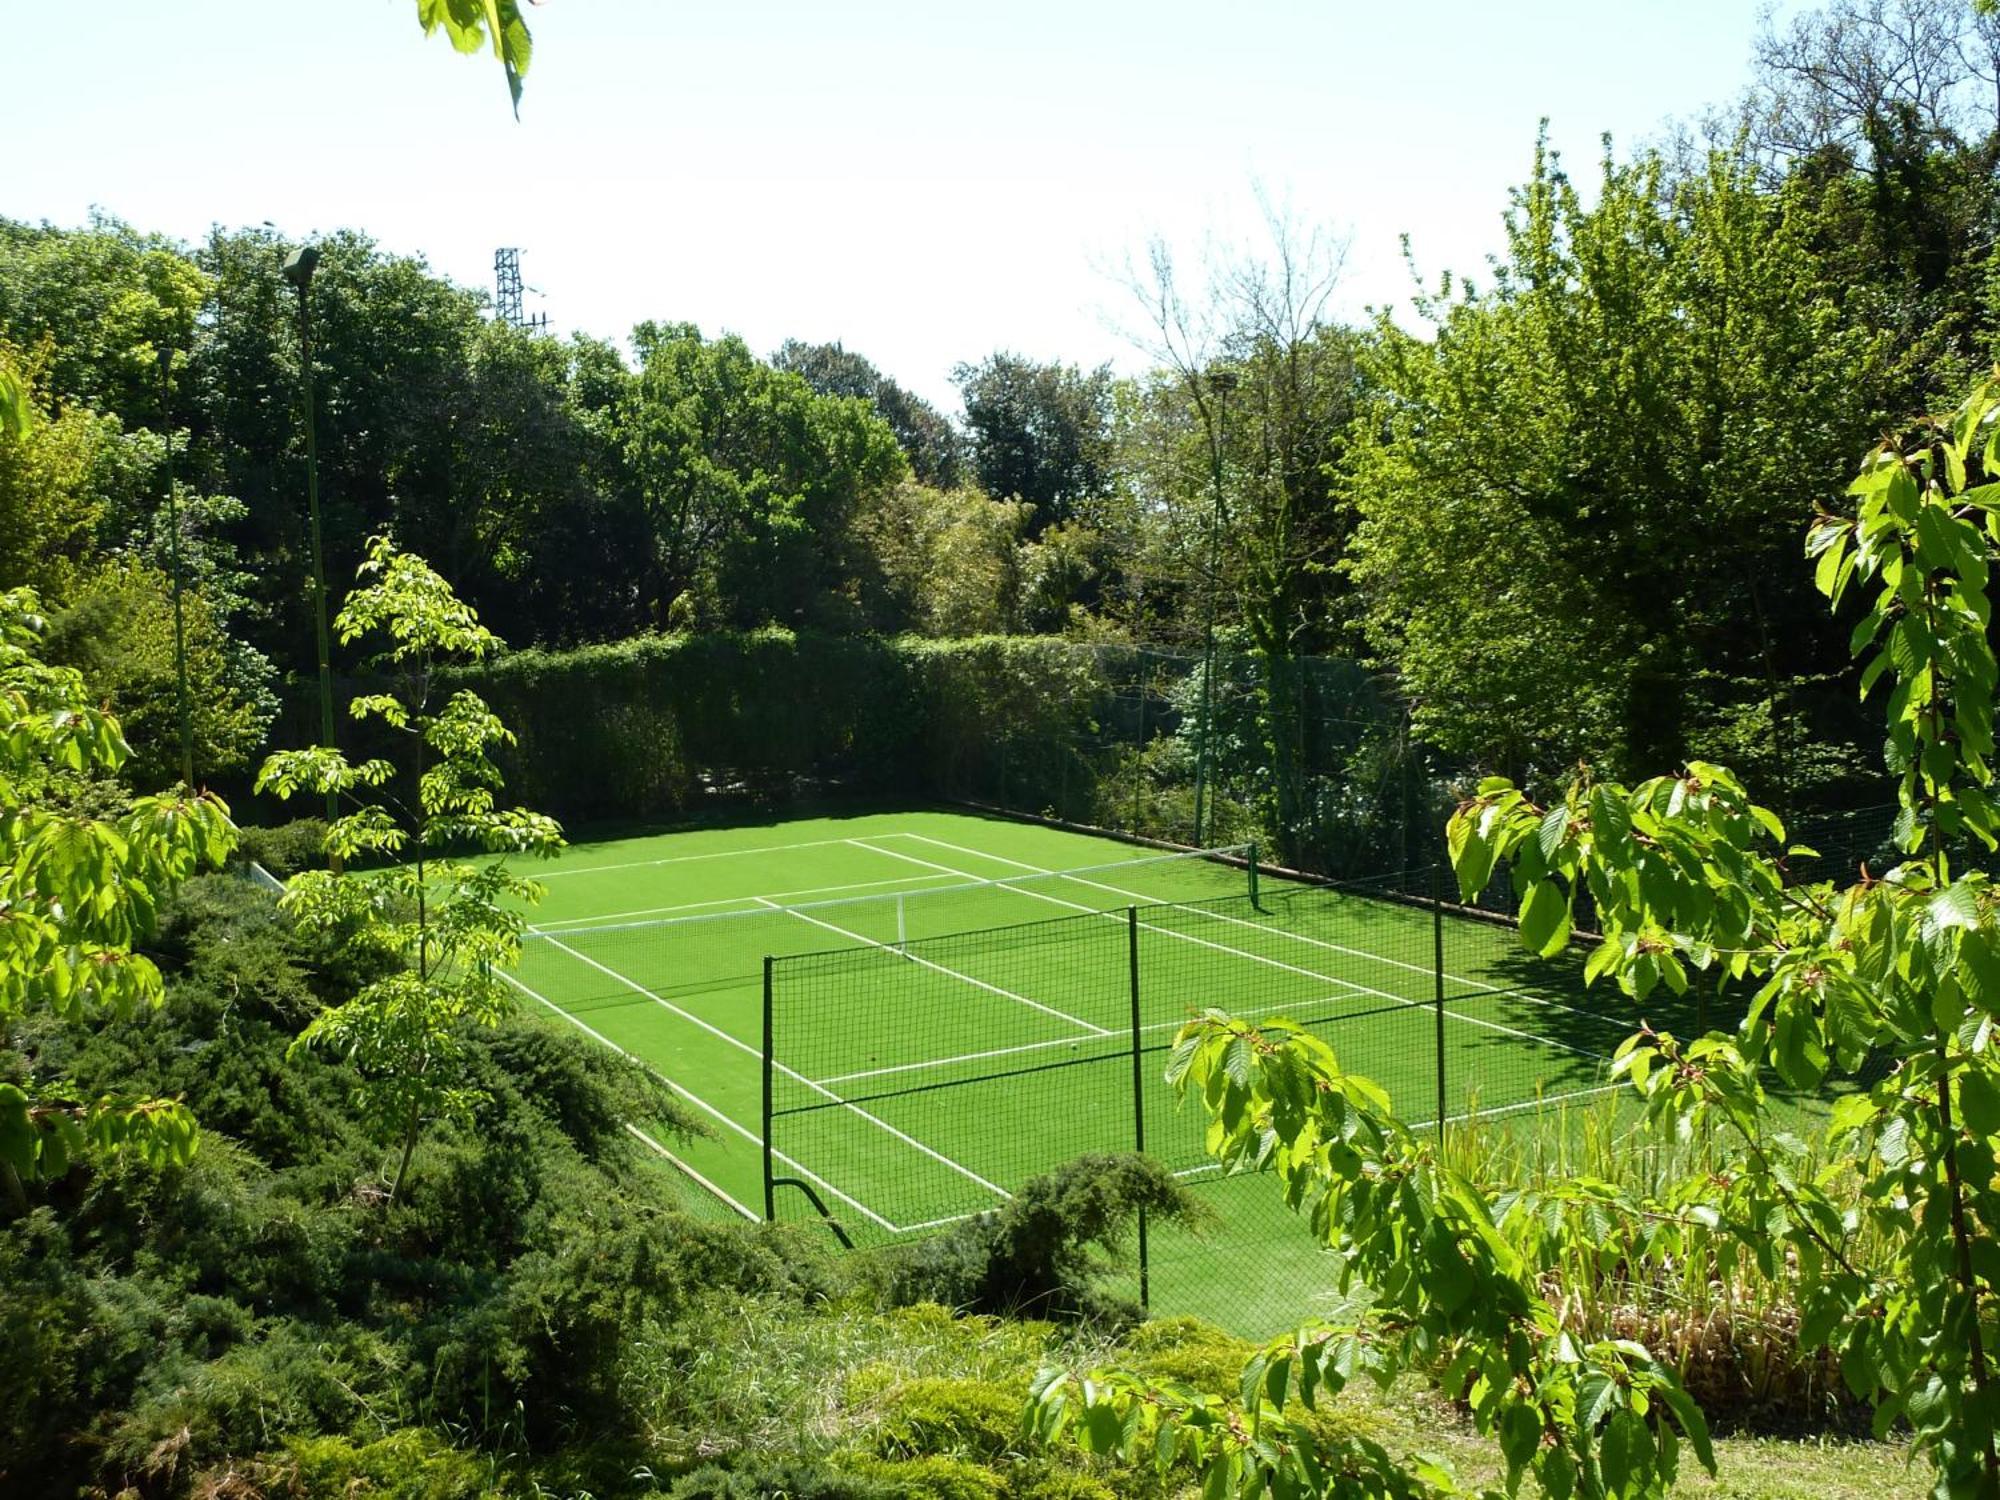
[
  {"xmin": 495, "ymin": 967, "xmax": 897, "ymax": 1231},
  {"xmin": 862, "ymin": 836, "xmax": 1605, "ymax": 1061},
  {"xmin": 536, "ymin": 929, "xmax": 1014, "ymax": 1202},
  {"xmin": 757, "ymin": 895, "xmax": 1113, "ymax": 1039},
  {"xmin": 533, "ymin": 870, "xmax": 958, "ymax": 932}
]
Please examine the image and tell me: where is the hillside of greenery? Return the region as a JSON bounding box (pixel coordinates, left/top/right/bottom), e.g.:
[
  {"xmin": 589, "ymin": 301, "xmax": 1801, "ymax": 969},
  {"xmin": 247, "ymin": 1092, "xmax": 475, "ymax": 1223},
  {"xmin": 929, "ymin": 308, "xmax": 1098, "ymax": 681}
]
[{"xmin": 9, "ymin": 3, "xmax": 2000, "ymax": 1496}]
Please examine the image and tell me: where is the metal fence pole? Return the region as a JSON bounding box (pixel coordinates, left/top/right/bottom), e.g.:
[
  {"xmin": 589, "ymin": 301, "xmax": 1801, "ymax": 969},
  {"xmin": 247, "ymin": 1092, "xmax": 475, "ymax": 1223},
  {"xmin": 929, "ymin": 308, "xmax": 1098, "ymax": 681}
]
[
  {"xmin": 1127, "ymin": 904, "xmax": 1149, "ymax": 1313},
  {"xmin": 1431, "ymin": 863, "xmax": 1447, "ymax": 1133},
  {"xmin": 762, "ymin": 955, "xmax": 777, "ymax": 1221}
]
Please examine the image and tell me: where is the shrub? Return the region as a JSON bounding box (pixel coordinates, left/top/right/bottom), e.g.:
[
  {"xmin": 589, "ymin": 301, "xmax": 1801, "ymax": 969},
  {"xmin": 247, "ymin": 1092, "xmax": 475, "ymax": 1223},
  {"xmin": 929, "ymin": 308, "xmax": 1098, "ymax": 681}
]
[
  {"xmin": 871, "ymin": 1377, "xmax": 1023, "ymax": 1463},
  {"xmin": 877, "ymin": 1154, "xmax": 1207, "ymax": 1327},
  {"xmin": 254, "ymin": 1428, "xmax": 495, "ymax": 1499},
  {"xmin": 667, "ymin": 1455, "xmax": 898, "ymax": 1500},
  {"xmin": 234, "ymin": 817, "xmax": 331, "ymax": 878},
  {"xmin": 843, "ymin": 1454, "xmax": 1007, "ymax": 1500}
]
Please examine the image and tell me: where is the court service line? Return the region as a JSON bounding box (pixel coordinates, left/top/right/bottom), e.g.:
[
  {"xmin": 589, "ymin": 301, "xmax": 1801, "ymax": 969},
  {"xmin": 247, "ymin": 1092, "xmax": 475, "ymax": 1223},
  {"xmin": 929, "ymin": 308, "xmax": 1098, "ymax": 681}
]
[
  {"xmin": 533, "ymin": 870, "xmax": 957, "ymax": 932},
  {"xmin": 859, "ymin": 836, "xmax": 1604, "ymax": 1062},
  {"xmin": 494, "ymin": 968, "xmax": 891, "ymax": 1230},
  {"xmin": 534, "ymin": 835, "xmax": 880, "ymax": 881},
  {"xmin": 756, "ymin": 895, "xmax": 1113, "ymax": 1039},
  {"xmin": 536, "ymin": 930, "xmax": 1014, "ymax": 1202}
]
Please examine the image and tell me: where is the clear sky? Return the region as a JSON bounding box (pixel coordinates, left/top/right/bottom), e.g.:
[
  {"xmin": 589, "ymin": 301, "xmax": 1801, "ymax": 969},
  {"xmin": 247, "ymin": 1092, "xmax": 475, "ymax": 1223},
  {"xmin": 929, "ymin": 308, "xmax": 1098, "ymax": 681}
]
[{"xmin": 7, "ymin": 1, "xmax": 1784, "ymax": 409}]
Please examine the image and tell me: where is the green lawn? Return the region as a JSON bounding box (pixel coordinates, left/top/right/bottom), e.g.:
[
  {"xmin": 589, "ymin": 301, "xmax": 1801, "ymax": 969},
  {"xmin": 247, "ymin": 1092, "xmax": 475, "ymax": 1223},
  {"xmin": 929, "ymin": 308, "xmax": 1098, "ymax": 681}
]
[{"xmin": 503, "ymin": 806, "xmax": 1646, "ymax": 1333}]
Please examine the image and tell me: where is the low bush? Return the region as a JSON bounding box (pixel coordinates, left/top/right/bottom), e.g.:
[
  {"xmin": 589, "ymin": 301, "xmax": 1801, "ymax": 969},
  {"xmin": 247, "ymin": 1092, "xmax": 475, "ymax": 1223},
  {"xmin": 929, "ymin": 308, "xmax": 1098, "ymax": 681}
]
[
  {"xmin": 876, "ymin": 1154, "xmax": 1208, "ymax": 1327},
  {"xmin": 869, "ymin": 1377, "xmax": 1024, "ymax": 1463},
  {"xmin": 233, "ymin": 817, "xmax": 332, "ymax": 878}
]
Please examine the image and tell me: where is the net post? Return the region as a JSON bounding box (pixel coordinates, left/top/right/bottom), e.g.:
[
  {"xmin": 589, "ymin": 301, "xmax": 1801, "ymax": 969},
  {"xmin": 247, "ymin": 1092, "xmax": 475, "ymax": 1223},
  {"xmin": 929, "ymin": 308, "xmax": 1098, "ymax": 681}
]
[
  {"xmin": 762, "ymin": 955, "xmax": 776, "ymax": 1222},
  {"xmin": 1246, "ymin": 840, "xmax": 1261, "ymax": 911},
  {"xmin": 1127, "ymin": 904, "xmax": 1150, "ymax": 1314},
  {"xmin": 1431, "ymin": 862, "xmax": 1447, "ymax": 1135},
  {"xmin": 897, "ymin": 893, "xmax": 907, "ymax": 954}
]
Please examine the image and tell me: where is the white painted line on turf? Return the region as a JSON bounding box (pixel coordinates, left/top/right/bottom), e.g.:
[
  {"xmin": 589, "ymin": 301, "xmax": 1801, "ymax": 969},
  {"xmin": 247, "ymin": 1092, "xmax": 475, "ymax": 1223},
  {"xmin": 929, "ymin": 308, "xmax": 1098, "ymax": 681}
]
[
  {"xmin": 533, "ymin": 871, "xmax": 958, "ymax": 932},
  {"xmin": 804, "ymin": 988, "xmax": 1384, "ymax": 1096},
  {"xmin": 494, "ymin": 967, "xmax": 896, "ymax": 1231},
  {"xmin": 537, "ymin": 929, "xmax": 1014, "ymax": 1204},
  {"xmin": 881, "ymin": 834, "xmax": 1607, "ymax": 1062},
  {"xmin": 534, "ymin": 835, "xmax": 881, "ymax": 880},
  {"xmin": 884, "ymin": 832, "xmax": 1607, "ymax": 1029},
  {"xmin": 758, "ymin": 895, "xmax": 1113, "ymax": 1039},
  {"xmin": 625, "ymin": 1125, "xmax": 762, "ymax": 1221}
]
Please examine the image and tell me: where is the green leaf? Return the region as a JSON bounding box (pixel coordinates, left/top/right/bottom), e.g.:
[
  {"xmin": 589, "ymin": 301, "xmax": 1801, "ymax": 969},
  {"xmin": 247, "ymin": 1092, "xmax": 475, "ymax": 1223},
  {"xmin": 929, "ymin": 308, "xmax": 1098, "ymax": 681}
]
[{"xmin": 1518, "ymin": 879, "xmax": 1569, "ymax": 958}]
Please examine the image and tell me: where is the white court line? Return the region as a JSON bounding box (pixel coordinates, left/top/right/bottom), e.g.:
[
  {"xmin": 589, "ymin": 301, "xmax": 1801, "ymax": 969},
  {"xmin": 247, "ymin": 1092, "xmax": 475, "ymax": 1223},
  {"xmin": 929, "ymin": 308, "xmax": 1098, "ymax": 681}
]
[
  {"xmin": 757, "ymin": 895, "xmax": 1113, "ymax": 1039},
  {"xmin": 535, "ymin": 835, "xmax": 880, "ymax": 881},
  {"xmin": 885, "ymin": 832, "xmax": 1605, "ymax": 1025},
  {"xmin": 535, "ymin": 930, "xmax": 1014, "ymax": 1202},
  {"xmin": 811, "ymin": 979, "xmax": 1434, "ymax": 1088},
  {"xmin": 862, "ymin": 836, "xmax": 1604, "ymax": 1062},
  {"xmin": 625, "ymin": 1124, "xmax": 761, "ymax": 1222},
  {"xmin": 534, "ymin": 870, "xmax": 957, "ymax": 932},
  {"xmin": 495, "ymin": 967, "xmax": 894, "ymax": 1230}
]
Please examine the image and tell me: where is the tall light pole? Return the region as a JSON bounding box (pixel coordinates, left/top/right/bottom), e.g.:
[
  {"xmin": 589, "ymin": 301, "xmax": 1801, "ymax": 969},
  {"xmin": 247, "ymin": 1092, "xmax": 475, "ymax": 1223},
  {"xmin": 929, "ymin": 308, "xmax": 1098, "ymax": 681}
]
[
  {"xmin": 282, "ymin": 244, "xmax": 338, "ymax": 828},
  {"xmin": 157, "ymin": 347, "xmax": 194, "ymax": 788},
  {"xmin": 1190, "ymin": 367, "xmax": 1235, "ymax": 848}
]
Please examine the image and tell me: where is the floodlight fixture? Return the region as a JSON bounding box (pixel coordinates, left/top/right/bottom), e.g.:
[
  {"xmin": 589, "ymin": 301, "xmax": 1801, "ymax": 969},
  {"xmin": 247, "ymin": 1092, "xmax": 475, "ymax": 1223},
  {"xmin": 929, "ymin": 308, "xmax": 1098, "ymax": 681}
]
[{"xmin": 281, "ymin": 244, "xmax": 320, "ymax": 287}]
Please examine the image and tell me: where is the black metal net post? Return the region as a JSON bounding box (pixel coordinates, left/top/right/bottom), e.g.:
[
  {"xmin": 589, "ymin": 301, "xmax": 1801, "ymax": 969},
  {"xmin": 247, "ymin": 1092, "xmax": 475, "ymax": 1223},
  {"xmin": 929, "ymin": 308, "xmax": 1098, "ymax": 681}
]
[{"xmin": 1128, "ymin": 905, "xmax": 1148, "ymax": 1313}]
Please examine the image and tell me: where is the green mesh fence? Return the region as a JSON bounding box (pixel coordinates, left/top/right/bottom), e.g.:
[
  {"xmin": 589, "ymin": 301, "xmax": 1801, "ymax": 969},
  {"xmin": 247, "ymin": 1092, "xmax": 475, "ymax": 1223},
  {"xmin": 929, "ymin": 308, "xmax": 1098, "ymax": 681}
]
[{"xmin": 764, "ymin": 871, "xmax": 1626, "ymax": 1324}]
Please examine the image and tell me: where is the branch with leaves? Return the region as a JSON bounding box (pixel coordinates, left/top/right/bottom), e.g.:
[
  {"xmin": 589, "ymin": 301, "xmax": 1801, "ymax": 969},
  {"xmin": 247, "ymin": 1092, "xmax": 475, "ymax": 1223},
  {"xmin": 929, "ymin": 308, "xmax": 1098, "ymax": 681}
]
[{"xmin": 0, "ymin": 587, "xmax": 235, "ymax": 1200}]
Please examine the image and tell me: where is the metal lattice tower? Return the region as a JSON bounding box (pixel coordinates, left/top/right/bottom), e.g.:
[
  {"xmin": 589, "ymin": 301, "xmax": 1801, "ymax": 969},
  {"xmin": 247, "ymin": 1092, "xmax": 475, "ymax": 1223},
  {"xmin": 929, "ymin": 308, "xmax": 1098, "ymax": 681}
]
[{"xmin": 494, "ymin": 247, "xmax": 526, "ymax": 327}]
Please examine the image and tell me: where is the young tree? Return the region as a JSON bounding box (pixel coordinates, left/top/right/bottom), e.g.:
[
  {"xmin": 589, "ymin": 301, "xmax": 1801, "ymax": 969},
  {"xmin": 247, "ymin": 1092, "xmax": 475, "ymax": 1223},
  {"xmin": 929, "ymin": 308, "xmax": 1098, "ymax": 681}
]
[
  {"xmin": 256, "ymin": 540, "xmax": 563, "ymax": 1204},
  {"xmin": 0, "ymin": 586, "xmax": 235, "ymax": 1200}
]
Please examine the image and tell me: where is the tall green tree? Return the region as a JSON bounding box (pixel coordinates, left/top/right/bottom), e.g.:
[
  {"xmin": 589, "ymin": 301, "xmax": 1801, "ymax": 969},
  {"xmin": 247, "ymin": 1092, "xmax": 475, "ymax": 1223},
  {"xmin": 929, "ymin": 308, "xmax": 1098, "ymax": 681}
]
[
  {"xmin": 954, "ymin": 353, "xmax": 1115, "ymax": 537},
  {"xmin": 255, "ymin": 540, "xmax": 564, "ymax": 1203},
  {"xmin": 616, "ymin": 323, "xmax": 905, "ymax": 629},
  {"xmin": 1346, "ymin": 139, "xmax": 1887, "ymax": 793},
  {"xmin": 774, "ymin": 338, "xmax": 965, "ymax": 488}
]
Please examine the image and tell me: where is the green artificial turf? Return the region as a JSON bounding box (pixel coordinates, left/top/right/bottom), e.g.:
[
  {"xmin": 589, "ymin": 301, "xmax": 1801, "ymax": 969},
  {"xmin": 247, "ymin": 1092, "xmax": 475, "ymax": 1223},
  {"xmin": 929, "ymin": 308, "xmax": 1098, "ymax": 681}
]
[{"xmin": 503, "ymin": 806, "xmax": 1639, "ymax": 1334}]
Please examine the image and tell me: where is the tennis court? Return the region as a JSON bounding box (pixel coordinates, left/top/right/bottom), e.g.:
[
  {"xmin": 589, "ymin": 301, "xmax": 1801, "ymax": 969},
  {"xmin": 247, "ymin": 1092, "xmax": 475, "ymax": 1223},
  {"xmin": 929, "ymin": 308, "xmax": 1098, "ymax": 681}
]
[{"xmin": 496, "ymin": 807, "xmax": 1661, "ymax": 1330}]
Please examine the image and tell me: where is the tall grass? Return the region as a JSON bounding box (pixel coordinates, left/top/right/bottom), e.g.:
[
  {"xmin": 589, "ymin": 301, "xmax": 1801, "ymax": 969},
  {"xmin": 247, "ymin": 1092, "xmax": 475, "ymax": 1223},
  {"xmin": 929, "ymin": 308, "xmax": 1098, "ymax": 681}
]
[{"xmin": 1439, "ymin": 1092, "xmax": 1874, "ymax": 1433}]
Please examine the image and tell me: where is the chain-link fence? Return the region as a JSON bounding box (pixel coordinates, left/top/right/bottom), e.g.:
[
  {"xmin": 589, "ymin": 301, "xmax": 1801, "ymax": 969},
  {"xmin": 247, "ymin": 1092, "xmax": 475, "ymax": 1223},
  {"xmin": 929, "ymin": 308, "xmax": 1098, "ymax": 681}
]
[{"xmin": 765, "ymin": 870, "xmax": 1642, "ymax": 1330}]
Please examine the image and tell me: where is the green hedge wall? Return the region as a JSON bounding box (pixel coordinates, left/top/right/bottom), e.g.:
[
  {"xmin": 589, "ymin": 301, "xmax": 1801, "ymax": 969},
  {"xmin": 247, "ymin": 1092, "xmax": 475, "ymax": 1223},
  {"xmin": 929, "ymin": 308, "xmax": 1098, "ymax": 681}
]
[{"xmin": 437, "ymin": 631, "xmax": 1110, "ymax": 827}]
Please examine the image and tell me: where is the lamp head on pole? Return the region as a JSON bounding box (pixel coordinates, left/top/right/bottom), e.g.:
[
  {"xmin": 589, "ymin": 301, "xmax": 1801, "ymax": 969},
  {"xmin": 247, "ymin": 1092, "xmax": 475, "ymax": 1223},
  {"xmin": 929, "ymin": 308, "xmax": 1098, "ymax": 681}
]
[
  {"xmin": 1206, "ymin": 368, "xmax": 1239, "ymax": 399},
  {"xmin": 281, "ymin": 245, "xmax": 320, "ymax": 289}
]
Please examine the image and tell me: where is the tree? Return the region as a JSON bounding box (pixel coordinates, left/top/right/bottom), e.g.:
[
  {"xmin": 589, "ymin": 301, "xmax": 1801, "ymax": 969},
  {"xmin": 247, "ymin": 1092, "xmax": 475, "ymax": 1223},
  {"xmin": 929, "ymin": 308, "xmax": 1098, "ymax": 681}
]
[
  {"xmin": 1346, "ymin": 138, "xmax": 1886, "ymax": 794},
  {"xmin": 255, "ymin": 540, "xmax": 563, "ymax": 1203},
  {"xmin": 1115, "ymin": 214, "xmax": 1364, "ymax": 856},
  {"xmin": 615, "ymin": 323, "xmax": 905, "ymax": 629},
  {"xmin": 774, "ymin": 338, "xmax": 965, "ymax": 488},
  {"xmin": 0, "ymin": 586, "xmax": 235, "ymax": 1201},
  {"xmin": 45, "ymin": 561, "xmax": 276, "ymax": 789},
  {"xmin": 953, "ymin": 353, "xmax": 1115, "ymax": 537}
]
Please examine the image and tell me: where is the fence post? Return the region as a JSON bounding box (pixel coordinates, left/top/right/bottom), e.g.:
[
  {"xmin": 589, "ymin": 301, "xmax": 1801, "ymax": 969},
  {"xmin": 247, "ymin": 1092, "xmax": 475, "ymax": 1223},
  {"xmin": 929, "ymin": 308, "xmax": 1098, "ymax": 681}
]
[
  {"xmin": 1127, "ymin": 904, "xmax": 1149, "ymax": 1313},
  {"xmin": 1431, "ymin": 863, "xmax": 1447, "ymax": 1134},
  {"xmin": 762, "ymin": 955, "xmax": 776, "ymax": 1221}
]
